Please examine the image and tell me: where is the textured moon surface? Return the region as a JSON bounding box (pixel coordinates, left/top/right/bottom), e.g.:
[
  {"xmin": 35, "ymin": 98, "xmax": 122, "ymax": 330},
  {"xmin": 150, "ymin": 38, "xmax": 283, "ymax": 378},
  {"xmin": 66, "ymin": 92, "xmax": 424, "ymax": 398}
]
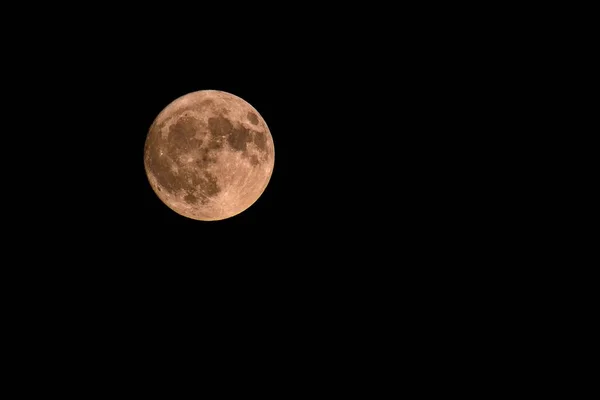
[{"xmin": 144, "ymin": 90, "xmax": 275, "ymax": 221}]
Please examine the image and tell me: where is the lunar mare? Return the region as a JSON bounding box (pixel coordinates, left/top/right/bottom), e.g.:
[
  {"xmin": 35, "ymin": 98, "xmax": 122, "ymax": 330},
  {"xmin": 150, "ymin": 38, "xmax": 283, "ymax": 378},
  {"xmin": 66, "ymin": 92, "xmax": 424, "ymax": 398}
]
[{"xmin": 144, "ymin": 90, "xmax": 275, "ymax": 221}]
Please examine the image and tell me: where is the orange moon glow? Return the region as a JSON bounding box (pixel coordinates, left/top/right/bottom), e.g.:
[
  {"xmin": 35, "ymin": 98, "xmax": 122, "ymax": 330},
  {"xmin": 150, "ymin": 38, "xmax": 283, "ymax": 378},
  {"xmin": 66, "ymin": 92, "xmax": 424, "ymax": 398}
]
[{"xmin": 144, "ymin": 90, "xmax": 275, "ymax": 221}]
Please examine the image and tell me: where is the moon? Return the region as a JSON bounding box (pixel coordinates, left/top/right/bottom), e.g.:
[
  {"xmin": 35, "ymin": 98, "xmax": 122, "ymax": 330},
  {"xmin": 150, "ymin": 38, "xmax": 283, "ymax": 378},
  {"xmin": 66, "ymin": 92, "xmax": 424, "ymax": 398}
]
[{"xmin": 144, "ymin": 90, "xmax": 275, "ymax": 221}]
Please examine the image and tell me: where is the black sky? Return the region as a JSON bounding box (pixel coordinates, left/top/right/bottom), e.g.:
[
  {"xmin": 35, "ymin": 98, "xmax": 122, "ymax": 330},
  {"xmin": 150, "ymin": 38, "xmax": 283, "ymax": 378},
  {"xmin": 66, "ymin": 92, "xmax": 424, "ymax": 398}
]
[
  {"xmin": 8, "ymin": 6, "xmax": 512, "ymax": 299},
  {"xmin": 0, "ymin": 9, "xmax": 535, "ymax": 376}
]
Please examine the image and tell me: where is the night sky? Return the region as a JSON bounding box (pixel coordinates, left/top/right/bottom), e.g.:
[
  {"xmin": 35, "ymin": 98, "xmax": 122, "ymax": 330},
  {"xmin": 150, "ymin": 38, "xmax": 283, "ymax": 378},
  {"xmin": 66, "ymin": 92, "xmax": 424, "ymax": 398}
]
[
  {"xmin": 23, "ymin": 20, "xmax": 479, "ymax": 269},
  {"xmin": 1, "ymin": 8, "xmax": 528, "ymax": 378},
  {"xmin": 10, "ymin": 6, "xmax": 505, "ymax": 314}
]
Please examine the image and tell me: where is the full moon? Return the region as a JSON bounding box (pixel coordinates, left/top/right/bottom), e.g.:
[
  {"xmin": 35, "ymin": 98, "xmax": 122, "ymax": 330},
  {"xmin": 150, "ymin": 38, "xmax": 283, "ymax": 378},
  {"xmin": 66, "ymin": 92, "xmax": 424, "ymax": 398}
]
[{"xmin": 144, "ymin": 90, "xmax": 275, "ymax": 221}]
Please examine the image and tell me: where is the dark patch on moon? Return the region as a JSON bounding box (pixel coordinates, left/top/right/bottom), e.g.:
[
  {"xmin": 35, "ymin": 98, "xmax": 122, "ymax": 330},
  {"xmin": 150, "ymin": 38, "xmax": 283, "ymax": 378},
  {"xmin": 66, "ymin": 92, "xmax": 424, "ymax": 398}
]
[
  {"xmin": 184, "ymin": 193, "xmax": 198, "ymax": 204},
  {"xmin": 208, "ymin": 116, "xmax": 232, "ymax": 138},
  {"xmin": 249, "ymin": 154, "xmax": 259, "ymax": 166},
  {"xmin": 228, "ymin": 125, "xmax": 252, "ymax": 152},
  {"xmin": 209, "ymin": 114, "xmax": 253, "ymax": 153},
  {"xmin": 247, "ymin": 112, "xmax": 259, "ymax": 125},
  {"xmin": 146, "ymin": 152, "xmax": 185, "ymax": 194},
  {"xmin": 145, "ymin": 116, "xmax": 222, "ymax": 200},
  {"xmin": 169, "ymin": 116, "xmax": 201, "ymax": 149},
  {"xmin": 253, "ymin": 130, "xmax": 267, "ymax": 151},
  {"xmin": 145, "ymin": 130, "xmax": 182, "ymax": 194}
]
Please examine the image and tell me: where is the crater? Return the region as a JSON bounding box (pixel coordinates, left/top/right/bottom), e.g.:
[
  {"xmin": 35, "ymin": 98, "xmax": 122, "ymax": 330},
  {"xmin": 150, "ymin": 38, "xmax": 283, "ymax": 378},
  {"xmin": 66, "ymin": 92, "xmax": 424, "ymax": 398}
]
[{"xmin": 247, "ymin": 111, "xmax": 259, "ymax": 125}]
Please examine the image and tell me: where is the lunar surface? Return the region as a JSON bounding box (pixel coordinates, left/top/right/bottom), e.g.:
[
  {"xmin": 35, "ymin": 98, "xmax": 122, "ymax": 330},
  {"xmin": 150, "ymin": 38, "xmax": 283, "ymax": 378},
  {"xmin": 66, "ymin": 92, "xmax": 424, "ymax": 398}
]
[{"xmin": 144, "ymin": 90, "xmax": 275, "ymax": 221}]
